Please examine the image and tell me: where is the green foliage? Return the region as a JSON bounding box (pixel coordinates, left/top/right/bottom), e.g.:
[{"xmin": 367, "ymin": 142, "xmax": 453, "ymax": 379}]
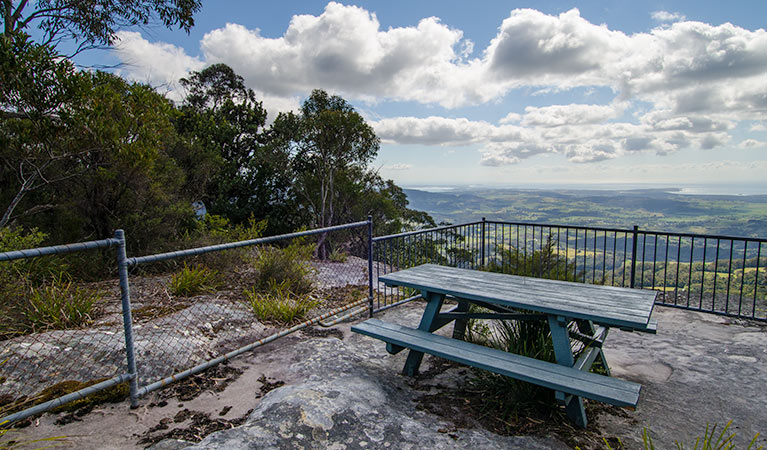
[
  {"xmin": 177, "ymin": 64, "xmax": 296, "ymax": 234},
  {"xmin": 277, "ymin": 89, "xmax": 380, "ymax": 258},
  {"xmin": 243, "ymin": 280, "xmax": 319, "ymax": 325},
  {"xmin": 588, "ymin": 421, "xmax": 763, "ymax": 450},
  {"xmin": 0, "ymin": 32, "xmax": 87, "ymax": 228},
  {"xmin": 0, "ymin": 226, "xmax": 66, "ymax": 284},
  {"xmin": 486, "ymin": 236, "xmax": 578, "ymax": 281},
  {"xmin": 179, "ymin": 214, "xmax": 267, "ymax": 272},
  {"xmin": 252, "ymin": 240, "xmax": 316, "ymax": 296},
  {"xmin": 0, "ymin": 419, "xmax": 67, "ymax": 449},
  {"xmin": 465, "ymin": 309, "xmax": 557, "ymax": 418},
  {"xmin": 21, "ymin": 275, "xmax": 102, "ymax": 332},
  {"xmin": 2, "ymin": 0, "xmax": 201, "ymax": 50},
  {"xmin": 328, "ymin": 248, "xmax": 348, "ymax": 263},
  {"xmin": 169, "ymin": 264, "xmax": 219, "ymax": 297}
]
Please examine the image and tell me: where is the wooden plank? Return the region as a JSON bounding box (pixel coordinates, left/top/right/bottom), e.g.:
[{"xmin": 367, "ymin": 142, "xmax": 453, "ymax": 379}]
[
  {"xmin": 352, "ymin": 319, "xmax": 641, "ymax": 408},
  {"xmin": 379, "ymin": 264, "xmax": 657, "ymax": 330}
]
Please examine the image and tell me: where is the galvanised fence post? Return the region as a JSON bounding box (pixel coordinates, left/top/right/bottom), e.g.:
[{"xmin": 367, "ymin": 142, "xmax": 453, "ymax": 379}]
[
  {"xmin": 114, "ymin": 229, "xmax": 139, "ymax": 408},
  {"xmin": 481, "ymin": 217, "xmax": 486, "ymax": 268},
  {"xmin": 630, "ymin": 225, "xmax": 639, "ymax": 288},
  {"xmin": 368, "ymin": 215, "xmax": 374, "ymax": 318}
]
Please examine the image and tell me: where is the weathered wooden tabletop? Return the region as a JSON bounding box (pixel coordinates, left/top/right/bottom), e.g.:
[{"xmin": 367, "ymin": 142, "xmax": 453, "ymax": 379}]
[{"xmin": 379, "ymin": 263, "xmax": 658, "ymax": 330}]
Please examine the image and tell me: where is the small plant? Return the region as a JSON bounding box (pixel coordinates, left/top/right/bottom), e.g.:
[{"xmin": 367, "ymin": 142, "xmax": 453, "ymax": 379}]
[
  {"xmin": 252, "ymin": 240, "xmax": 315, "ymax": 296},
  {"xmin": 465, "ymin": 308, "xmax": 558, "ymax": 420},
  {"xmin": 589, "ymin": 421, "xmax": 763, "ymax": 450},
  {"xmin": 22, "ymin": 276, "xmax": 101, "ymax": 332},
  {"xmin": 1, "ymin": 420, "xmax": 67, "ymax": 449},
  {"xmin": 328, "ymin": 248, "xmax": 348, "ymax": 263},
  {"xmin": 169, "ymin": 264, "xmax": 219, "ymax": 296},
  {"xmin": 243, "ymin": 280, "xmax": 319, "ymax": 325}
]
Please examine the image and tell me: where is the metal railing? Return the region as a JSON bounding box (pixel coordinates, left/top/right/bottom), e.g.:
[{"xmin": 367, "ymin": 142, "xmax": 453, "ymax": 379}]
[
  {"xmin": 372, "ymin": 219, "xmax": 767, "ymax": 322},
  {"xmin": 0, "ymin": 232, "xmax": 136, "ymax": 424},
  {"xmin": 2, "ymin": 216, "xmax": 765, "ymax": 424},
  {"xmin": 0, "ymin": 219, "xmax": 373, "ymax": 425}
]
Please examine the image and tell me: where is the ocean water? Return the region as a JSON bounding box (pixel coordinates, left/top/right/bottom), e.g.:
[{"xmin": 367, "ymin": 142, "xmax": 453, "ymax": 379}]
[{"xmin": 405, "ymin": 183, "xmax": 767, "ymax": 196}]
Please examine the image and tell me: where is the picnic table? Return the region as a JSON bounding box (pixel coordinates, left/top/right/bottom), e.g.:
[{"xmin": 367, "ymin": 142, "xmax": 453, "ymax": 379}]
[{"xmin": 351, "ymin": 263, "xmax": 658, "ymax": 428}]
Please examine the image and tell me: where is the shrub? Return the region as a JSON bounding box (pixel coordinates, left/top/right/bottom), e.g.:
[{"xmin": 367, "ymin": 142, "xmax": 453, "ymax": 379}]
[
  {"xmin": 169, "ymin": 264, "xmax": 219, "ymax": 296},
  {"xmin": 21, "ymin": 275, "xmax": 102, "ymax": 332},
  {"xmin": 172, "ymin": 215, "xmax": 268, "ymax": 273},
  {"xmin": 244, "ymin": 280, "xmax": 319, "ymax": 325},
  {"xmin": 465, "ymin": 309, "xmax": 558, "ymax": 419},
  {"xmin": 0, "ymin": 226, "xmax": 67, "ymax": 286},
  {"xmin": 252, "ymin": 240, "xmax": 315, "ymax": 296},
  {"xmin": 328, "ymin": 248, "xmax": 348, "ymax": 263}
]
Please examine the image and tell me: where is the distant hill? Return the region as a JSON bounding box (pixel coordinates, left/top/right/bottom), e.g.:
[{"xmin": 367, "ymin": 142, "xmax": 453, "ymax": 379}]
[{"xmin": 403, "ymin": 187, "xmax": 767, "ymax": 238}]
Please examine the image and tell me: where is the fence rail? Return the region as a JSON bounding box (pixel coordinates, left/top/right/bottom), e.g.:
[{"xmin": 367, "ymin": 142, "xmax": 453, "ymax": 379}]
[
  {"xmin": 2, "ymin": 216, "xmax": 765, "ymax": 425},
  {"xmin": 372, "ymin": 219, "xmax": 767, "ymax": 322},
  {"xmin": 0, "ymin": 220, "xmax": 373, "ymax": 426}
]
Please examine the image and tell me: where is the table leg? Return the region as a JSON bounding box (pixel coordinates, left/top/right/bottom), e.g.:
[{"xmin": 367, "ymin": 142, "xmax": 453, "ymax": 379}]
[
  {"xmin": 402, "ymin": 291, "xmax": 445, "ymax": 376},
  {"xmin": 452, "ymin": 298, "xmax": 470, "ymax": 340},
  {"xmin": 576, "ymin": 319, "xmax": 611, "ymax": 376},
  {"xmin": 548, "ymin": 315, "xmax": 588, "ymax": 429}
]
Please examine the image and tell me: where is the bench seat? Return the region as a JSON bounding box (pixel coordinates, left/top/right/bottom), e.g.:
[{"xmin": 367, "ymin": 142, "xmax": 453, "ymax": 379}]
[{"xmin": 352, "ymin": 318, "xmax": 641, "ymax": 408}]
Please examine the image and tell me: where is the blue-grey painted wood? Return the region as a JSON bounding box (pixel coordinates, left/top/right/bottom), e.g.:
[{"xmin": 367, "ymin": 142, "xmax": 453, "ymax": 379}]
[
  {"xmin": 379, "ymin": 264, "xmax": 657, "ymax": 331},
  {"xmin": 402, "ymin": 291, "xmax": 445, "ymax": 376},
  {"xmin": 351, "ymin": 319, "xmax": 641, "ymax": 408}
]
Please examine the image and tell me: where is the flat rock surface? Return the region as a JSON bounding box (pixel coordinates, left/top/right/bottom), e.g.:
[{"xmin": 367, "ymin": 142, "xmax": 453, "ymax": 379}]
[{"xmin": 5, "ymin": 302, "xmax": 766, "ymax": 449}]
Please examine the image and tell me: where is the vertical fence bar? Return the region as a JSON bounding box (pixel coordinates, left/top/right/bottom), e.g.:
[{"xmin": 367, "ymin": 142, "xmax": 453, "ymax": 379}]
[
  {"xmin": 726, "ymin": 239, "xmax": 734, "ymax": 314},
  {"xmin": 712, "ymin": 239, "xmax": 720, "ymax": 311},
  {"xmin": 700, "ymin": 239, "xmax": 708, "ymax": 310},
  {"xmin": 565, "ymin": 228, "xmax": 570, "ymax": 281},
  {"xmin": 739, "ymin": 241, "xmax": 747, "ymax": 316},
  {"xmin": 663, "ymin": 235, "xmax": 669, "ymax": 299},
  {"xmin": 630, "ymin": 226, "xmax": 639, "ymax": 288},
  {"xmin": 687, "ymin": 237, "xmax": 694, "ymax": 307},
  {"xmin": 114, "ymin": 229, "xmax": 139, "ymax": 409},
  {"xmin": 582, "ymin": 229, "xmax": 587, "ymax": 283},
  {"xmin": 367, "ymin": 216, "xmax": 374, "ymax": 317},
  {"xmin": 652, "ymin": 234, "xmax": 658, "ymax": 289},
  {"xmin": 753, "ymin": 243, "xmax": 761, "ymax": 318},
  {"xmin": 675, "ymin": 236, "xmax": 682, "ymax": 306},
  {"xmin": 592, "ymin": 229, "xmax": 596, "ymax": 284},
  {"xmin": 612, "ymin": 231, "xmax": 617, "ymax": 286}
]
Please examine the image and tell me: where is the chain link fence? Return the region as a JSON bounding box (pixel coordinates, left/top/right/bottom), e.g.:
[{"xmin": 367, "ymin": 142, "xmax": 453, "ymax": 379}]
[{"xmin": 0, "ymin": 220, "xmax": 373, "ymax": 425}]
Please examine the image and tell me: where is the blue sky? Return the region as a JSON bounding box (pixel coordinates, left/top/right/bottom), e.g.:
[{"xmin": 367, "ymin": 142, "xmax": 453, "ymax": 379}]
[{"xmin": 69, "ymin": 1, "xmax": 767, "ymax": 190}]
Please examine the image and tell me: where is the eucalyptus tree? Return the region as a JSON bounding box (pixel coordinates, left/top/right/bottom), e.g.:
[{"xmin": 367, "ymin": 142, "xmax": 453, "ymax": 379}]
[
  {"xmin": 1, "ymin": 0, "xmax": 201, "ymax": 53},
  {"xmin": 177, "ymin": 64, "xmax": 296, "ymax": 233},
  {"xmin": 281, "ymin": 89, "xmax": 380, "ymax": 258}
]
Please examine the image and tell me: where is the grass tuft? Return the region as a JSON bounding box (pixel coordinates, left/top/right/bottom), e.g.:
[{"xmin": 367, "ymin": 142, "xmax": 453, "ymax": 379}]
[
  {"xmin": 252, "ymin": 241, "xmax": 315, "ymax": 296},
  {"xmin": 21, "ymin": 276, "xmax": 101, "ymax": 332},
  {"xmin": 243, "ymin": 280, "xmax": 319, "ymax": 325},
  {"xmin": 328, "ymin": 248, "xmax": 348, "ymax": 263},
  {"xmin": 169, "ymin": 264, "xmax": 220, "ymax": 297}
]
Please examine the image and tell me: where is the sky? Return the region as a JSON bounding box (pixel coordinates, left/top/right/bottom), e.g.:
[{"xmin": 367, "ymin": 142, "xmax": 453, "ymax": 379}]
[{"xmin": 71, "ymin": 1, "xmax": 767, "ymax": 190}]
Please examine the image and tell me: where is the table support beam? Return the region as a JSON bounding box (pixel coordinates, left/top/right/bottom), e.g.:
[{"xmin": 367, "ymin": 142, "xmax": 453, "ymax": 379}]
[
  {"xmin": 548, "ymin": 315, "xmax": 588, "ymax": 428},
  {"xmin": 402, "ymin": 291, "xmax": 445, "ymax": 376}
]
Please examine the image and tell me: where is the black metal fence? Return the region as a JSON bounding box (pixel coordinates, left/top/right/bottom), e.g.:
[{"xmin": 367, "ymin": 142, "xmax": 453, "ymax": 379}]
[{"xmin": 372, "ymin": 220, "xmax": 767, "ymax": 322}]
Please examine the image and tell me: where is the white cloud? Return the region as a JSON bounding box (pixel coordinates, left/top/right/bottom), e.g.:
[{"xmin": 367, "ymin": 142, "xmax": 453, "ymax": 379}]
[
  {"xmin": 499, "ymin": 112, "xmax": 521, "ymax": 124},
  {"xmin": 520, "ymin": 103, "xmax": 623, "ymax": 127},
  {"xmin": 372, "ymin": 114, "xmax": 732, "ymax": 164},
  {"xmin": 739, "ymin": 139, "xmax": 767, "ymax": 148},
  {"xmin": 385, "ymin": 164, "xmax": 413, "ymax": 171},
  {"xmin": 651, "ymin": 11, "xmax": 686, "ymax": 23},
  {"xmin": 114, "ymin": 31, "xmax": 205, "ymax": 101},
  {"xmin": 111, "ymin": 4, "xmax": 767, "ymax": 165}
]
